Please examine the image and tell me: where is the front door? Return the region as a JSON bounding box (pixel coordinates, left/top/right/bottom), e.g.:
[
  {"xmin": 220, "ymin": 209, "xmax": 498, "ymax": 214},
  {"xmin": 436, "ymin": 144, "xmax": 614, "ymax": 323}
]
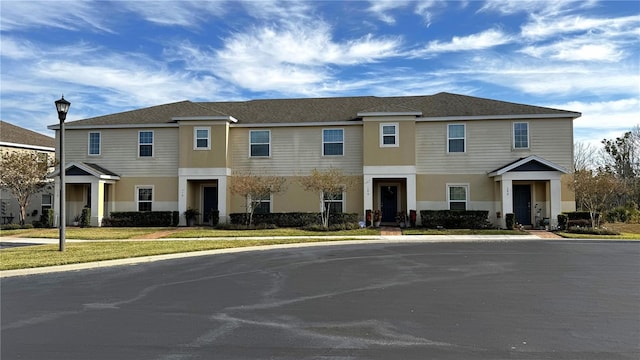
[
  {"xmin": 513, "ymin": 185, "xmax": 532, "ymax": 225},
  {"xmin": 381, "ymin": 185, "xmax": 398, "ymax": 222},
  {"xmin": 203, "ymin": 187, "xmax": 218, "ymax": 225}
]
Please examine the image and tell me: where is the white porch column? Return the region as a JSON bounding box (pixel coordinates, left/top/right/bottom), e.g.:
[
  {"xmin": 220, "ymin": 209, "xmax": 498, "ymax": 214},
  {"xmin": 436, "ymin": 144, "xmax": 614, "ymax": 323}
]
[
  {"xmin": 178, "ymin": 176, "xmax": 188, "ymax": 226},
  {"xmin": 501, "ymin": 179, "xmax": 513, "ymax": 229},
  {"xmin": 363, "ymin": 175, "xmax": 373, "ymax": 214},
  {"xmin": 89, "ymin": 180, "xmax": 101, "ymax": 226},
  {"xmin": 217, "ymin": 176, "xmax": 228, "ymax": 223},
  {"xmin": 549, "ymin": 179, "xmax": 561, "ymax": 229}
]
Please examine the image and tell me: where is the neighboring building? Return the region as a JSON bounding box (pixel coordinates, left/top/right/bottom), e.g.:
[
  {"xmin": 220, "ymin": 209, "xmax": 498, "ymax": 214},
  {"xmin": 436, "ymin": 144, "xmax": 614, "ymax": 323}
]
[
  {"xmin": 0, "ymin": 121, "xmax": 56, "ymax": 225},
  {"xmin": 47, "ymin": 92, "xmax": 580, "ymax": 228}
]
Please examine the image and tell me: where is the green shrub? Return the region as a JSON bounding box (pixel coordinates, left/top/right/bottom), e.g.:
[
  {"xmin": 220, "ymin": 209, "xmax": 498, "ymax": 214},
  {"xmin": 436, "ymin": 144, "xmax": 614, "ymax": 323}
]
[
  {"xmin": 171, "ymin": 211, "xmax": 179, "ymax": 227},
  {"xmin": 209, "ymin": 210, "xmax": 220, "ymax": 227},
  {"xmin": 506, "ymin": 213, "xmax": 515, "ymax": 230},
  {"xmin": 567, "ymin": 227, "xmax": 620, "ymax": 236},
  {"xmin": 606, "ymin": 206, "xmax": 639, "ymax": 223},
  {"xmin": 229, "ymin": 212, "xmax": 358, "ymax": 228},
  {"xmin": 1, "ymin": 223, "xmax": 22, "ymax": 230},
  {"xmin": 420, "ymin": 210, "xmax": 490, "ymax": 229},
  {"xmin": 102, "ymin": 211, "xmax": 173, "ymax": 227},
  {"xmin": 557, "ymin": 214, "xmax": 568, "ymax": 230},
  {"xmin": 80, "ymin": 207, "xmax": 91, "ymax": 228}
]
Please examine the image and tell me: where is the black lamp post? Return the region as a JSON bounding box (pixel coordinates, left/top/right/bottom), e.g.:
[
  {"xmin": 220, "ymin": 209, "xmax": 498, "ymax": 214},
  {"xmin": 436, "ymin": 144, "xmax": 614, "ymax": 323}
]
[{"xmin": 55, "ymin": 95, "xmax": 70, "ymax": 251}]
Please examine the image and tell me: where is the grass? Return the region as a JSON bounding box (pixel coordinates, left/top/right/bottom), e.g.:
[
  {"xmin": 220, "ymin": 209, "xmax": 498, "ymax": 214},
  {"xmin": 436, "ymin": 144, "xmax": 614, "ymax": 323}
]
[
  {"xmin": 0, "ymin": 238, "xmax": 353, "ymax": 271},
  {"xmin": 168, "ymin": 227, "xmax": 381, "ymax": 238},
  {"xmin": 556, "ymin": 222, "xmax": 640, "ymax": 240},
  {"xmin": 0, "ymin": 227, "xmax": 174, "ymax": 240}
]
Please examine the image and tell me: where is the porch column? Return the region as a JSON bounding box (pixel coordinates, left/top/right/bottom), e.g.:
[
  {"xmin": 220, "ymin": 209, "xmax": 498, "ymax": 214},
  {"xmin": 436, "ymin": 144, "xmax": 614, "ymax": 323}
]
[
  {"xmin": 363, "ymin": 175, "xmax": 373, "ymax": 214},
  {"xmin": 549, "ymin": 179, "xmax": 561, "ymax": 229},
  {"xmin": 178, "ymin": 176, "xmax": 187, "ymax": 226},
  {"xmin": 406, "ymin": 173, "xmax": 416, "ymax": 217},
  {"xmin": 501, "ymin": 179, "xmax": 513, "ymax": 229},
  {"xmin": 89, "ymin": 180, "xmax": 102, "ymax": 227},
  {"xmin": 218, "ymin": 176, "xmax": 228, "ymax": 223}
]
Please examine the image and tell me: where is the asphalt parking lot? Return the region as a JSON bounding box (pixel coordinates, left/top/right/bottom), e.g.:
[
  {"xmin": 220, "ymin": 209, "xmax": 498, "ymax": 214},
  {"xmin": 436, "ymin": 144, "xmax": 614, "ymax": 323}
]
[{"xmin": 2, "ymin": 240, "xmax": 639, "ymax": 359}]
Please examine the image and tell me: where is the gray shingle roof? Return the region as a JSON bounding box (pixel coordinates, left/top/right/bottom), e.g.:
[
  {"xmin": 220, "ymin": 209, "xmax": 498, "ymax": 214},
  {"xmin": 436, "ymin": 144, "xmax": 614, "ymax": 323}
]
[
  {"xmin": 0, "ymin": 121, "xmax": 55, "ymax": 148},
  {"xmin": 61, "ymin": 92, "xmax": 580, "ymax": 128}
]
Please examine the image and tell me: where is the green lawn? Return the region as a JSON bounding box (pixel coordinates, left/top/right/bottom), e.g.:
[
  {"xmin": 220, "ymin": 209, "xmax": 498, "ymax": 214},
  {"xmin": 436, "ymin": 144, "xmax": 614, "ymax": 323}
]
[
  {"xmin": 0, "ymin": 227, "xmax": 174, "ymax": 240},
  {"xmin": 168, "ymin": 227, "xmax": 380, "ymax": 238},
  {"xmin": 556, "ymin": 232, "xmax": 640, "ymax": 240},
  {"xmin": 402, "ymin": 229, "xmax": 527, "ymax": 235}
]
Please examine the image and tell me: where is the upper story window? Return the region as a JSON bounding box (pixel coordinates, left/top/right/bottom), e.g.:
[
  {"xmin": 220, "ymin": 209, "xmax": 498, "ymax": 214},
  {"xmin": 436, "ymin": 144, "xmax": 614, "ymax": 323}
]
[
  {"xmin": 323, "ymin": 128, "xmax": 344, "ymax": 156},
  {"xmin": 136, "ymin": 186, "xmax": 153, "ymax": 211},
  {"xmin": 380, "ymin": 123, "xmax": 399, "ymax": 147},
  {"xmin": 323, "ymin": 190, "xmax": 344, "ymax": 213},
  {"xmin": 88, "ymin": 132, "xmax": 101, "ymax": 156},
  {"xmin": 194, "ymin": 127, "xmax": 210, "ymax": 150},
  {"xmin": 513, "ymin": 122, "xmax": 529, "ymax": 149},
  {"xmin": 447, "ymin": 124, "xmax": 465, "ymax": 153},
  {"xmin": 250, "ymin": 130, "xmax": 270, "ymax": 157},
  {"xmin": 139, "ymin": 131, "xmax": 154, "ymax": 157},
  {"xmin": 447, "ymin": 184, "xmax": 468, "ymax": 211}
]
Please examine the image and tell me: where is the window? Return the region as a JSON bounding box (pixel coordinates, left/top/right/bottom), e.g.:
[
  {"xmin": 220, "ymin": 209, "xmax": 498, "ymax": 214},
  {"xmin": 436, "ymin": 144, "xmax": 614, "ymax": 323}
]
[
  {"xmin": 323, "ymin": 190, "xmax": 344, "ymax": 213},
  {"xmin": 139, "ymin": 131, "xmax": 153, "ymax": 157},
  {"xmin": 136, "ymin": 186, "xmax": 153, "ymax": 211},
  {"xmin": 88, "ymin": 132, "xmax": 101, "ymax": 155},
  {"xmin": 250, "ymin": 130, "xmax": 270, "ymax": 157},
  {"xmin": 447, "ymin": 185, "xmax": 468, "ymax": 211},
  {"xmin": 514, "ymin": 122, "xmax": 529, "ymax": 149},
  {"xmin": 447, "ymin": 124, "xmax": 465, "ymax": 153},
  {"xmin": 380, "ymin": 123, "xmax": 398, "ymax": 147},
  {"xmin": 194, "ymin": 127, "xmax": 210, "ymax": 150},
  {"xmin": 252, "ymin": 193, "xmax": 271, "ymax": 214},
  {"xmin": 41, "ymin": 194, "xmax": 52, "ymax": 214},
  {"xmin": 323, "ymin": 129, "xmax": 344, "ymax": 156}
]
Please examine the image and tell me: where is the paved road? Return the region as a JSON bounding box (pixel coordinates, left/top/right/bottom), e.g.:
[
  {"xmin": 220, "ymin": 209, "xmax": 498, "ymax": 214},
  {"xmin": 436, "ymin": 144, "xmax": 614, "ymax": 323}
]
[{"xmin": 2, "ymin": 240, "xmax": 639, "ymax": 359}]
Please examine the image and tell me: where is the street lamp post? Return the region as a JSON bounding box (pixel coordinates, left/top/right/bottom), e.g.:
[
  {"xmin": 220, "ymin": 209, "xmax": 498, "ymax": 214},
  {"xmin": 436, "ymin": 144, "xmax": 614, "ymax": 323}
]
[{"xmin": 55, "ymin": 95, "xmax": 70, "ymax": 251}]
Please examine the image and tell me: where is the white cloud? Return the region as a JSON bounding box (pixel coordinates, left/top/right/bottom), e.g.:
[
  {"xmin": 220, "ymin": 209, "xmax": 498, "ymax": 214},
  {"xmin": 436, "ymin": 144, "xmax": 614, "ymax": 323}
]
[
  {"xmin": 121, "ymin": 0, "xmax": 228, "ymax": 27},
  {"xmin": 548, "ymin": 98, "xmax": 640, "ymax": 131},
  {"xmin": 521, "ymin": 14, "xmax": 640, "ymax": 40},
  {"xmin": 418, "ymin": 28, "xmax": 512, "ymax": 55},
  {"xmin": 0, "ymin": 0, "xmax": 114, "ymax": 32},
  {"xmin": 366, "ymin": 0, "xmax": 412, "ymax": 24},
  {"xmin": 520, "ymin": 38, "xmax": 625, "ymax": 62}
]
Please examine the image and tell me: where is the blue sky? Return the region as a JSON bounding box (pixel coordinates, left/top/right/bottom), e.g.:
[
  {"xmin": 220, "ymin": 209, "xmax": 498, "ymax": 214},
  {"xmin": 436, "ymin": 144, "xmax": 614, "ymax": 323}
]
[{"xmin": 1, "ymin": 0, "xmax": 638, "ymax": 148}]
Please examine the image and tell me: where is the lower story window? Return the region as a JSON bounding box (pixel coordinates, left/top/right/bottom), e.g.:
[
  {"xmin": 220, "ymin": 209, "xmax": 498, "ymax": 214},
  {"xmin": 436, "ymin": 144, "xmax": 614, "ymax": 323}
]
[
  {"xmin": 41, "ymin": 194, "xmax": 52, "ymax": 214},
  {"xmin": 137, "ymin": 187, "xmax": 153, "ymax": 211},
  {"xmin": 252, "ymin": 194, "xmax": 271, "ymax": 214},
  {"xmin": 323, "ymin": 191, "xmax": 344, "ymax": 213},
  {"xmin": 447, "ymin": 185, "xmax": 468, "ymax": 211}
]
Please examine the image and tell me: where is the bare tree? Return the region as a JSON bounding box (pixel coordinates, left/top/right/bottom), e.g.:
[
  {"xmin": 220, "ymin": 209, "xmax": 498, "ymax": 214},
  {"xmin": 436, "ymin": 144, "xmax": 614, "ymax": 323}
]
[
  {"xmin": 0, "ymin": 150, "xmax": 54, "ymax": 225},
  {"xmin": 571, "ymin": 169, "xmax": 620, "ymax": 228},
  {"xmin": 573, "ymin": 141, "xmax": 600, "ymax": 172},
  {"xmin": 228, "ymin": 171, "xmax": 286, "ymax": 227},
  {"xmin": 298, "ymin": 168, "xmax": 355, "ymax": 228}
]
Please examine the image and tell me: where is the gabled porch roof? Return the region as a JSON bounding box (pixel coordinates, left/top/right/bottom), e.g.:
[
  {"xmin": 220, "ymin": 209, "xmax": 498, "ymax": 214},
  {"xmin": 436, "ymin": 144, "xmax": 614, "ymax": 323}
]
[
  {"xmin": 488, "ymin": 155, "xmax": 570, "ymax": 177},
  {"xmin": 51, "ymin": 162, "xmax": 120, "ymax": 180}
]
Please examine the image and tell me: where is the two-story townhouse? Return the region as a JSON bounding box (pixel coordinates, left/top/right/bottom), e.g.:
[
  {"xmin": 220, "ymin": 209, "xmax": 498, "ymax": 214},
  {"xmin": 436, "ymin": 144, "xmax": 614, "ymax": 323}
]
[
  {"xmin": 0, "ymin": 121, "xmax": 56, "ymax": 225},
  {"xmin": 48, "ymin": 92, "xmax": 580, "ymax": 228}
]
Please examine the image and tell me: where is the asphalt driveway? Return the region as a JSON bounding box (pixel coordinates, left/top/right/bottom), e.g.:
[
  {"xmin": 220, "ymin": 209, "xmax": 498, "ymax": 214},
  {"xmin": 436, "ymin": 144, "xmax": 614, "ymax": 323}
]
[{"xmin": 2, "ymin": 240, "xmax": 639, "ymax": 359}]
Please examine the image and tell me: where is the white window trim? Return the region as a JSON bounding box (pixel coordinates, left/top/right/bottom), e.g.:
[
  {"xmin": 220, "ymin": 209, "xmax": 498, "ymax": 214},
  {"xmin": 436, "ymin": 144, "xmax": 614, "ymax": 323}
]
[
  {"xmin": 88, "ymin": 131, "xmax": 101, "ymax": 156},
  {"xmin": 194, "ymin": 126, "xmax": 211, "ymax": 150},
  {"xmin": 249, "ymin": 129, "xmax": 271, "ymax": 158},
  {"xmin": 249, "ymin": 193, "xmax": 272, "ymax": 213},
  {"xmin": 41, "ymin": 194, "xmax": 53, "ymax": 207},
  {"xmin": 135, "ymin": 185, "xmax": 154, "ymax": 211},
  {"xmin": 513, "ymin": 122, "xmax": 530, "ymax": 150},
  {"xmin": 322, "ymin": 128, "xmax": 345, "ymax": 156},
  {"xmin": 447, "ymin": 124, "xmax": 466, "ymax": 154},
  {"xmin": 446, "ymin": 183, "xmax": 469, "ymax": 210},
  {"xmin": 138, "ymin": 130, "xmax": 154, "ymax": 158},
  {"xmin": 321, "ymin": 189, "xmax": 346, "ymax": 213},
  {"xmin": 380, "ymin": 123, "xmax": 399, "ymax": 148}
]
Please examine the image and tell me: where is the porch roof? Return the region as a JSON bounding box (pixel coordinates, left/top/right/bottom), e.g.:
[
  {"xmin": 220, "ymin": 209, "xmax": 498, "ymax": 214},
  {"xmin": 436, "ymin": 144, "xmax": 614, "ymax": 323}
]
[
  {"xmin": 488, "ymin": 155, "xmax": 570, "ymax": 177},
  {"xmin": 51, "ymin": 162, "xmax": 121, "ymax": 180}
]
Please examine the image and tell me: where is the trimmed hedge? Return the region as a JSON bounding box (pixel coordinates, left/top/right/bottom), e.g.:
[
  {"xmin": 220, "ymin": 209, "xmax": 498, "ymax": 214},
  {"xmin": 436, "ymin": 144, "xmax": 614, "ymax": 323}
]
[
  {"xmin": 102, "ymin": 211, "xmax": 174, "ymax": 227},
  {"xmin": 505, "ymin": 213, "xmax": 515, "ymax": 230},
  {"xmin": 209, "ymin": 210, "xmax": 220, "ymax": 227},
  {"xmin": 229, "ymin": 212, "xmax": 358, "ymax": 227},
  {"xmin": 420, "ymin": 210, "xmax": 490, "ymax": 229}
]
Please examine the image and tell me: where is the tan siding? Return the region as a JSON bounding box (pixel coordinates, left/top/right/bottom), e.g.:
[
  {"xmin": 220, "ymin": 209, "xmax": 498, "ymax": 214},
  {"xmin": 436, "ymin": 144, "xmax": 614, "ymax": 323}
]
[
  {"xmin": 229, "ymin": 126, "xmax": 363, "ymax": 175},
  {"xmin": 416, "ymin": 118, "xmax": 574, "ymax": 174},
  {"xmin": 64, "ymin": 128, "xmax": 178, "ymax": 177}
]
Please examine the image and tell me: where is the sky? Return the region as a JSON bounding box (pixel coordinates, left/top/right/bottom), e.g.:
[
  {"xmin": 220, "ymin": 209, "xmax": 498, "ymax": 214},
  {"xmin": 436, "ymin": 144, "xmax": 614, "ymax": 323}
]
[{"xmin": 1, "ymin": 0, "xmax": 638, "ymax": 149}]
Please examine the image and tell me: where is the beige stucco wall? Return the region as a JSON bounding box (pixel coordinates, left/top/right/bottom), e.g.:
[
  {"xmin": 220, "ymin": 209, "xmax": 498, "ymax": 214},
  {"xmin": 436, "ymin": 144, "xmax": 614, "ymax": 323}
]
[
  {"xmin": 178, "ymin": 123, "xmax": 229, "ymax": 168},
  {"xmin": 362, "ymin": 117, "xmax": 416, "ymax": 166}
]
